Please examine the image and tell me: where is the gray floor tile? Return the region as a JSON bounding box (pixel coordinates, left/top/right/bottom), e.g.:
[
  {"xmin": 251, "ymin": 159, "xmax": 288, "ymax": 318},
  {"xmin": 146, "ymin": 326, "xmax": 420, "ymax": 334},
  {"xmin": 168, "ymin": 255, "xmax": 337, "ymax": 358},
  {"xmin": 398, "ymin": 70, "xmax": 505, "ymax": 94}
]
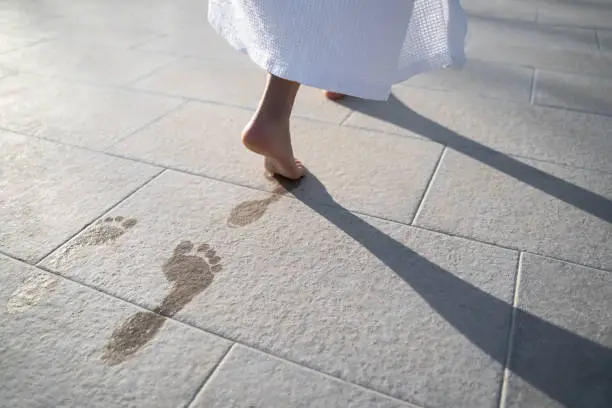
[
  {"xmin": 503, "ymin": 253, "xmax": 612, "ymax": 408},
  {"xmin": 0, "ymin": 39, "xmax": 175, "ymax": 85},
  {"xmin": 136, "ymin": 25, "xmax": 247, "ymax": 60},
  {"xmin": 400, "ymin": 59, "xmax": 533, "ymax": 102},
  {"xmin": 467, "ymin": 17, "xmax": 599, "ymax": 51},
  {"xmin": 42, "ymin": 170, "xmax": 519, "ymax": 408},
  {"xmin": 465, "ymin": 18, "xmax": 612, "ymax": 76},
  {"xmin": 598, "ymin": 29, "xmax": 612, "ymax": 51},
  {"xmin": 534, "ymin": 70, "xmax": 612, "ymax": 115},
  {"xmin": 342, "ymin": 86, "xmax": 612, "ymax": 173},
  {"xmin": 110, "ymin": 101, "xmax": 443, "ymax": 223},
  {"xmin": 462, "ymin": 0, "xmax": 538, "ymax": 22},
  {"xmin": 0, "ymin": 131, "xmax": 160, "ymax": 262},
  {"xmin": 413, "ymin": 149, "xmax": 612, "ymax": 271},
  {"xmin": 130, "ymin": 58, "xmax": 352, "ymax": 124},
  {"xmin": 0, "ymin": 254, "xmax": 231, "ymax": 408},
  {"xmin": 537, "ymin": 3, "xmax": 612, "ymax": 29},
  {"xmin": 192, "ymin": 345, "xmax": 413, "ymax": 408},
  {"xmin": 0, "ymin": 74, "xmax": 182, "ymax": 149},
  {"xmin": 0, "ymin": 33, "xmax": 41, "ymax": 54}
]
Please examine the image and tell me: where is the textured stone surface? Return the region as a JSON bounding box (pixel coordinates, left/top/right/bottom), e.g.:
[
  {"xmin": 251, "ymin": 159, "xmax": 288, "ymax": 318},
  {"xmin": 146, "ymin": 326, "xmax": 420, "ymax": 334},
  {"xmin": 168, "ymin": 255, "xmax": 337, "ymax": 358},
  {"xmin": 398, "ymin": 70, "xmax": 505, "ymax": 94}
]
[
  {"xmin": 192, "ymin": 345, "xmax": 413, "ymax": 408},
  {"xmin": 130, "ymin": 58, "xmax": 352, "ymax": 124},
  {"xmin": 0, "ymin": 254, "xmax": 231, "ymax": 408},
  {"xmin": 0, "ymin": 33, "xmax": 41, "ymax": 54},
  {"xmin": 136, "ymin": 25, "xmax": 247, "ymax": 60},
  {"xmin": 401, "ymin": 59, "xmax": 533, "ymax": 102},
  {"xmin": 462, "ymin": 0, "xmax": 537, "ymax": 22},
  {"xmin": 414, "ymin": 149, "xmax": 612, "ymax": 271},
  {"xmin": 110, "ymin": 101, "xmax": 443, "ymax": 223},
  {"xmin": 0, "ymin": 39, "xmax": 175, "ymax": 85},
  {"xmin": 537, "ymin": 3, "xmax": 612, "ymax": 29},
  {"xmin": 343, "ymin": 86, "xmax": 612, "ymax": 172},
  {"xmin": 599, "ymin": 30, "xmax": 612, "ymax": 52},
  {"xmin": 0, "ymin": 131, "xmax": 160, "ymax": 262},
  {"xmin": 467, "ymin": 17, "xmax": 599, "ymax": 51},
  {"xmin": 503, "ymin": 254, "xmax": 612, "ymax": 408},
  {"xmin": 43, "ymin": 171, "xmax": 519, "ymax": 408},
  {"xmin": 466, "ymin": 19, "xmax": 612, "ymax": 76},
  {"xmin": 534, "ymin": 70, "xmax": 612, "ymax": 115},
  {"xmin": 0, "ymin": 74, "xmax": 182, "ymax": 148}
]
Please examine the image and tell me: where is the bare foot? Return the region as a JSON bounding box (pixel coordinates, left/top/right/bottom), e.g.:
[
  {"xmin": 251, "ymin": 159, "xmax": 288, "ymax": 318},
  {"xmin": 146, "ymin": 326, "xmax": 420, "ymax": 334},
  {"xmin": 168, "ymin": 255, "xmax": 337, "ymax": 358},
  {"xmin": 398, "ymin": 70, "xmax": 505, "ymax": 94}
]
[
  {"xmin": 323, "ymin": 91, "xmax": 345, "ymax": 101},
  {"xmin": 242, "ymin": 118, "xmax": 306, "ymax": 180}
]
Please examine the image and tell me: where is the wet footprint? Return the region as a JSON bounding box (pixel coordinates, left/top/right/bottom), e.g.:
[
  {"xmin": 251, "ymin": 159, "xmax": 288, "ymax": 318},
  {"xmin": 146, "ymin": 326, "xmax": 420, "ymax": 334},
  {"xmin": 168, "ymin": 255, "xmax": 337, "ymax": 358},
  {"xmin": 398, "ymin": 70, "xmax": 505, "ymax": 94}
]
[
  {"xmin": 6, "ymin": 274, "xmax": 57, "ymax": 314},
  {"xmin": 68, "ymin": 216, "xmax": 137, "ymax": 252},
  {"xmin": 101, "ymin": 241, "xmax": 221, "ymax": 365},
  {"xmin": 101, "ymin": 311, "xmax": 164, "ymax": 366},
  {"xmin": 227, "ymin": 186, "xmax": 289, "ymax": 228}
]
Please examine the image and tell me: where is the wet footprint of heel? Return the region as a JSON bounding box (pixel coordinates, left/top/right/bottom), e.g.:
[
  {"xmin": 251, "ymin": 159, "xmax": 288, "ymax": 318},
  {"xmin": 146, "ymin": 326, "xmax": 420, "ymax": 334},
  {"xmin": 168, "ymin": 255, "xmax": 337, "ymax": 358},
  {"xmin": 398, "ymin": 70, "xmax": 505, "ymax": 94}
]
[{"xmin": 101, "ymin": 241, "xmax": 221, "ymax": 365}]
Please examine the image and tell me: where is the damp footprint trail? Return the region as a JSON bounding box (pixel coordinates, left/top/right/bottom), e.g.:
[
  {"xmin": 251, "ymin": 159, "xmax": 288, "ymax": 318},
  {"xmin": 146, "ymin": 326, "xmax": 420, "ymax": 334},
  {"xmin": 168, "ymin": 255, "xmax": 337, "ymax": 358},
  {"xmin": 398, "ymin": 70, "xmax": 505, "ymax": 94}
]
[{"xmin": 102, "ymin": 241, "xmax": 222, "ymax": 365}]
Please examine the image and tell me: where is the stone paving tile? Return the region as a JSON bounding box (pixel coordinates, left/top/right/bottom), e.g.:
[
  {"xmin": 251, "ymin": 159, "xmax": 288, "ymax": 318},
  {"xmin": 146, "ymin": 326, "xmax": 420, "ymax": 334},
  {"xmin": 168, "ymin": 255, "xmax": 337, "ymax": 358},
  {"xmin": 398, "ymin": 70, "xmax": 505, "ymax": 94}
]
[
  {"xmin": 0, "ymin": 39, "xmax": 175, "ymax": 85},
  {"xmin": 110, "ymin": 101, "xmax": 443, "ymax": 223},
  {"xmin": 136, "ymin": 25, "xmax": 247, "ymax": 61},
  {"xmin": 413, "ymin": 149, "xmax": 612, "ymax": 271},
  {"xmin": 0, "ymin": 74, "xmax": 182, "ymax": 149},
  {"xmin": 503, "ymin": 253, "xmax": 612, "ymax": 408},
  {"xmin": 42, "ymin": 170, "xmax": 519, "ymax": 408},
  {"xmin": 534, "ymin": 70, "xmax": 612, "ymax": 115},
  {"xmin": 0, "ymin": 33, "xmax": 41, "ymax": 54},
  {"xmin": 400, "ymin": 59, "xmax": 533, "ymax": 102},
  {"xmin": 0, "ymin": 254, "xmax": 231, "ymax": 408},
  {"xmin": 598, "ymin": 29, "xmax": 612, "ymax": 51},
  {"xmin": 0, "ymin": 131, "xmax": 160, "ymax": 262},
  {"xmin": 40, "ymin": 20, "xmax": 165, "ymax": 48},
  {"xmin": 462, "ymin": 0, "xmax": 537, "ymax": 22},
  {"xmin": 342, "ymin": 86, "xmax": 612, "ymax": 173},
  {"xmin": 465, "ymin": 19, "xmax": 612, "ymax": 76},
  {"xmin": 467, "ymin": 17, "xmax": 599, "ymax": 51},
  {"xmin": 537, "ymin": 2, "xmax": 612, "ymax": 29},
  {"xmin": 192, "ymin": 345, "xmax": 413, "ymax": 408},
  {"xmin": 130, "ymin": 58, "xmax": 352, "ymax": 124}
]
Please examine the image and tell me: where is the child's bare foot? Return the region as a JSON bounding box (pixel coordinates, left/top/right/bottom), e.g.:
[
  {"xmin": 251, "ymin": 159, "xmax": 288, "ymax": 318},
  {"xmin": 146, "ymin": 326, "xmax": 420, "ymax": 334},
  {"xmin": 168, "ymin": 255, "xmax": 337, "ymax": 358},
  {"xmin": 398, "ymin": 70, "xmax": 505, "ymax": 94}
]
[
  {"xmin": 242, "ymin": 118, "xmax": 306, "ymax": 180},
  {"xmin": 323, "ymin": 91, "xmax": 345, "ymax": 101}
]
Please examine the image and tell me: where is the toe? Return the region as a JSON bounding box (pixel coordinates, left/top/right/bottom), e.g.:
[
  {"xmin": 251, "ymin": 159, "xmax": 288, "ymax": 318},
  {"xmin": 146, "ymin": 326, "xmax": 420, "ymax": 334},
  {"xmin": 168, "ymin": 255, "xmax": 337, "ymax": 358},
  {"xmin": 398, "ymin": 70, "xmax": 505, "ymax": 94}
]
[{"xmin": 175, "ymin": 241, "xmax": 193, "ymax": 254}]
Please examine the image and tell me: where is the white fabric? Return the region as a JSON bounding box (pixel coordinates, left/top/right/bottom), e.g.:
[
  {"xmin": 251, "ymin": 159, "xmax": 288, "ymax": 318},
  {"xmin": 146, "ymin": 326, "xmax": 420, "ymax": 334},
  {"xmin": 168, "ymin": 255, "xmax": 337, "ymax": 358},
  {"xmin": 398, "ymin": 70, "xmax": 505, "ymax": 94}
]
[{"xmin": 208, "ymin": 0, "xmax": 467, "ymax": 100}]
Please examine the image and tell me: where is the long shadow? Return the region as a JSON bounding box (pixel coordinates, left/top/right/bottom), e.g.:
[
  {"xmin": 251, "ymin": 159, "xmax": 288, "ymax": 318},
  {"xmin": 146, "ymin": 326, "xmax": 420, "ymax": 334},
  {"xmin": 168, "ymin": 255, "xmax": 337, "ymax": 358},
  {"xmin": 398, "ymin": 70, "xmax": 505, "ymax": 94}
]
[
  {"xmin": 278, "ymin": 174, "xmax": 612, "ymax": 408},
  {"xmin": 340, "ymin": 94, "xmax": 612, "ymax": 223}
]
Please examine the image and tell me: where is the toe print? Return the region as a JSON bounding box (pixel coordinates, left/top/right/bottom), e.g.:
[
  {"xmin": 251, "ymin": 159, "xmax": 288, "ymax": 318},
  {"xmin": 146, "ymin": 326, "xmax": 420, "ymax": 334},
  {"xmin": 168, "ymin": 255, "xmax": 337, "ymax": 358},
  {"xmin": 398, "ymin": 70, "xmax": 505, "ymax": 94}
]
[
  {"xmin": 69, "ymin": 216, "xmax": 137, "ymax": 251},
  {"xmin": 101, "ymin": 240, "xmax": 222, "ymax": 365}
]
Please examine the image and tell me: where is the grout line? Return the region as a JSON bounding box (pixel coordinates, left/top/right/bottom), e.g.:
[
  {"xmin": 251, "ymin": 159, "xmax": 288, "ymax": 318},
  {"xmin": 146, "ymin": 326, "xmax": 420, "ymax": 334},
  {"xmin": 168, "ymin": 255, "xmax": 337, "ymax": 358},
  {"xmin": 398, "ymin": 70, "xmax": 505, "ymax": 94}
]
[
  {"xmin": 12, "ymin": 250, "xmax": 426, "ymax": 408},
  {"xmin": 108, "ymin": 99, "xmax": 190, "ymax": 147},
  {"xmin": 183, "ymin": 343, "xmax": 236, "ymax": 408},
  {"xmin": 529, "ymin": 68, "xmax": 538, "ymax": 105},
  {"xmin": 34, "ymin": 168, "xmax": 166, "ymax": 265},
  {"xmin": 14, "ymin": 254, "xmax": 423, "ymax": 408},
  {"xmin": 4, "ymin": 124, "xmax": 612, "ymax": 273},
  {"xmin": 234, "ymin": 344, "xmax": 426, "ymax": 408},
  {"xmin": 496, "ymin": 252, "xmax": 524, "ymax": 408},
  {"xmin": 411, "ymin": 147, "xmax": 447, "ymax": 225},
  {"xmin": 120, "ymin": 56, "xmax": 181, "ymax": 88},
  {"xmin": 338, "ymin": 109, "xmax": 355, "ymax": 126}
]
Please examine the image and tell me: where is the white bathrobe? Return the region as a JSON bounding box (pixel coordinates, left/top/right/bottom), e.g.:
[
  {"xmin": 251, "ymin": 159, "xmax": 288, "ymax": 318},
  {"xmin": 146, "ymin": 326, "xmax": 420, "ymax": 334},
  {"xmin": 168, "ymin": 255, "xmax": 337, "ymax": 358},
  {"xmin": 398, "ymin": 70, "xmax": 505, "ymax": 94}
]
[{"xmin": 208, "ymin": 0, "xmax": 467, "ymax": 100}]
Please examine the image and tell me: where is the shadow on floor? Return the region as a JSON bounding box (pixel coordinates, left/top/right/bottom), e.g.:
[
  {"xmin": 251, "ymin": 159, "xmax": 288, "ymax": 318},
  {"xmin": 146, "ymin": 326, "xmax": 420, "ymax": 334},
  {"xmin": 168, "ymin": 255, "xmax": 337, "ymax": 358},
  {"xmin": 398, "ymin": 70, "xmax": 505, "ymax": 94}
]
[
  {"xmin": 278, "ymin": 172, "xmax": 611, "ymax": 408},
  {"xmin": 339, "ymin": 94, "xmax": 612, "ymax": 223}
]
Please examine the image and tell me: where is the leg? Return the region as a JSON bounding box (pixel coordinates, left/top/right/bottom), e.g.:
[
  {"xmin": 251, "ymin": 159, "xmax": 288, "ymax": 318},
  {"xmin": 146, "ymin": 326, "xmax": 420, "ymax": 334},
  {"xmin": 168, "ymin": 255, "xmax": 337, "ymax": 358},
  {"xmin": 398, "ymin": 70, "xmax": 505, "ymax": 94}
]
[{"xmin": 242, "ymin": 74, "xmax": 306, "ymax": 180}]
